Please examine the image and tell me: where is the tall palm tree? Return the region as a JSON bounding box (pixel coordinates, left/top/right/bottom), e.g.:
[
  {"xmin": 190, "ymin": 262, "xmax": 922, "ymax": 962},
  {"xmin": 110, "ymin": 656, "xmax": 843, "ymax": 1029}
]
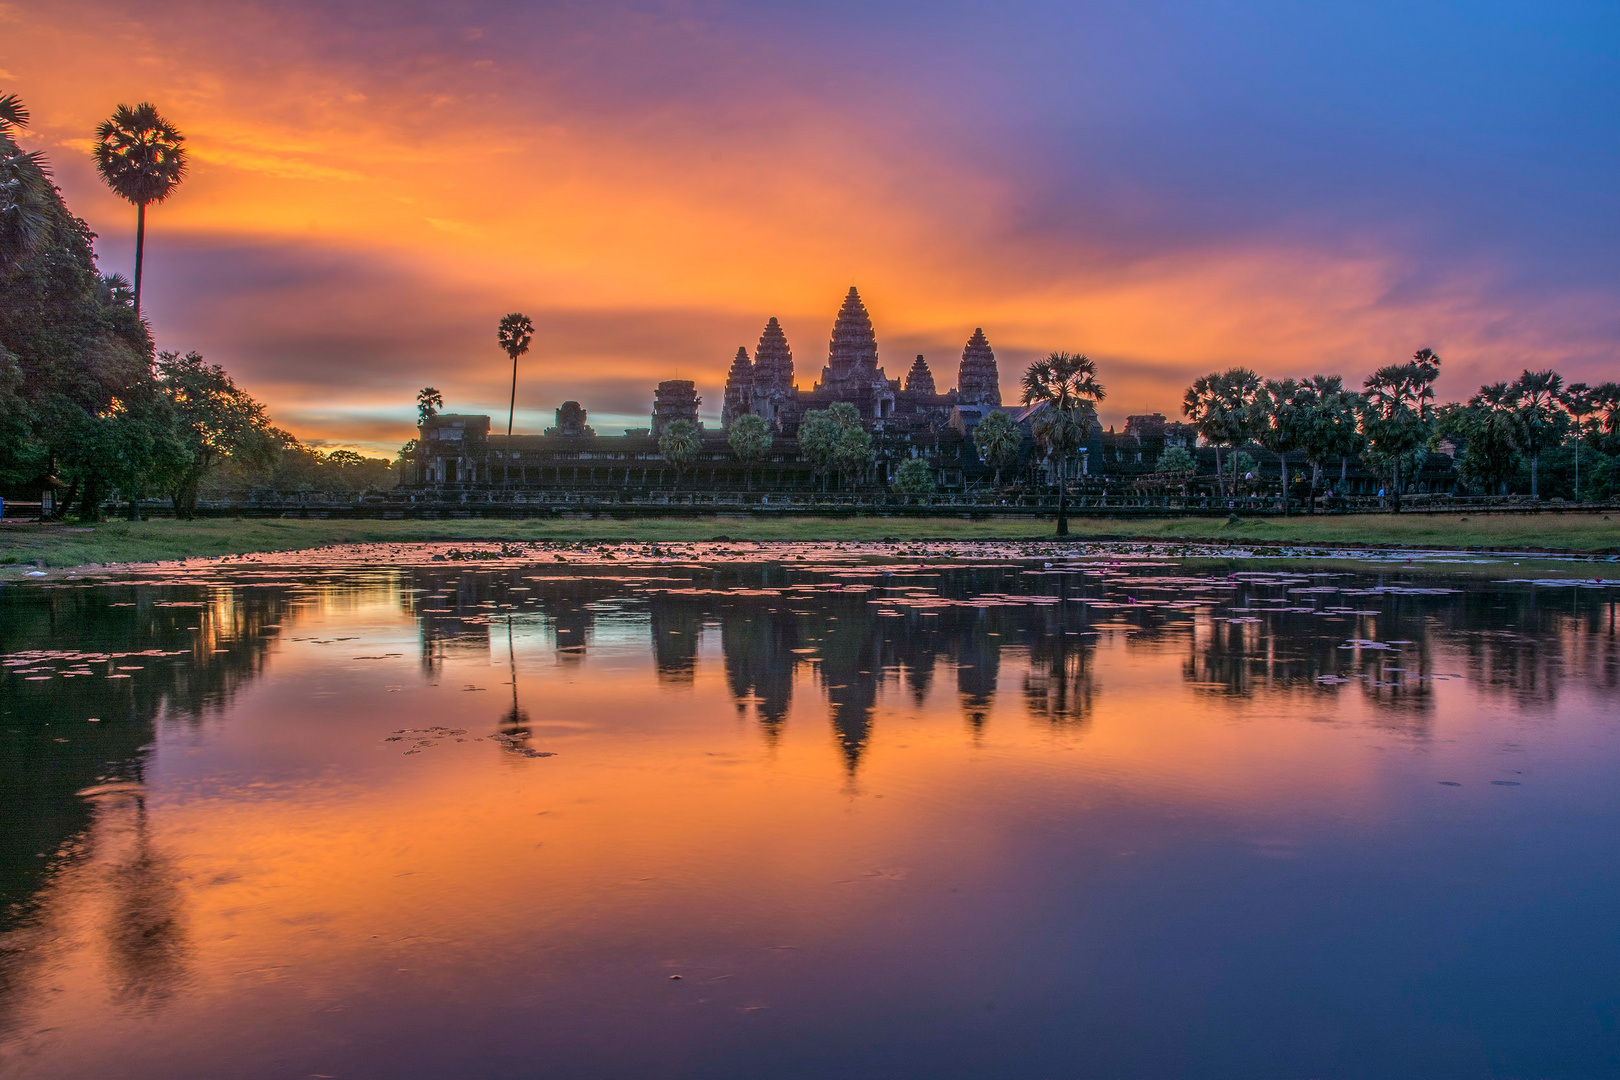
[
  {"xmin": 497, "ymin": 313, "xmax": 533, "ymax": 438},
  {"xmin": 1508, "ymin": 368, "xmax": 1564, "ymax": 498},
  {"xmin": 1022, "ymin": 352, "xmax": 1106, "ymax": 536},
  {"xmin": 1182, "ymin": 368, "xmax": 1260, "ymax": 498},
  {"xmin": 1562, "ymin": 383, "xmax": 1594, "ymax": 500},
  {"xmin": 1360, "ymin": 350, "xmax": 1441, "ymax": 512},
  {"xmin": 1295, "ymin": 375, "xmax": 1362, "ymax": 512},
  {"xmin": 1254, "ymin": 378, "xmax": 1307, "ymax": 515},
  {"xmin": 94, "ymin": 103, "xmax": 187, "ymax": 314}
]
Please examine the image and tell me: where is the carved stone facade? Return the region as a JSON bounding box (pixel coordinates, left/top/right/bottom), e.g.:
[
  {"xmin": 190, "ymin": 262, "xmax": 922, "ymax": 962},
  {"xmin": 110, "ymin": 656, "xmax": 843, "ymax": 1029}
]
[{"xmin": 549, "ymin": 401, "xmax": 593, "ymax": 437}]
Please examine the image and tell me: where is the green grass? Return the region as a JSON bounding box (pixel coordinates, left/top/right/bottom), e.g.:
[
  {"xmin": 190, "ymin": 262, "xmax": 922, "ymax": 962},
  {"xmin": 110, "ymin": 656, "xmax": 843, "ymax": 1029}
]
[{"xmin": 1, "ymin": 512, "xmax": 1616, "ymax": 572}]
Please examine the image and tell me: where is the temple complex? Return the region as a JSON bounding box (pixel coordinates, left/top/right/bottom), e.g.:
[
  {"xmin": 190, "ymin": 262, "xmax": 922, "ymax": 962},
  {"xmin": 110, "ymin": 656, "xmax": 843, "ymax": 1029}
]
[{"xmin": 719, "ymin": 286, "xmax": 1001, "ymax": 438}]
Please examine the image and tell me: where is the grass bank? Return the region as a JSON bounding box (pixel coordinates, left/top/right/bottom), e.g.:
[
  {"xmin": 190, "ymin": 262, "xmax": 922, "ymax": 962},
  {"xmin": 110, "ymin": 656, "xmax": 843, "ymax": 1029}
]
[{"xmin": 2, "ymin": 513, "xmax": 1617, "ymax": 571}]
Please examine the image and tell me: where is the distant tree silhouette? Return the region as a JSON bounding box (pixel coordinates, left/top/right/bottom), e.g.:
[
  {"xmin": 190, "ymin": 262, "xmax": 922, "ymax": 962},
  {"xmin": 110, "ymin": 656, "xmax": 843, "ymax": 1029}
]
[{"xmin": 497, "ymin": 313, "xmax": 533, "ymax": 437}]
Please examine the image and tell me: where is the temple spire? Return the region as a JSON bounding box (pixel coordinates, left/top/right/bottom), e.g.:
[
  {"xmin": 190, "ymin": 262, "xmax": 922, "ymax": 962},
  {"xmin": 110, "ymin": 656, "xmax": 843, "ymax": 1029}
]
[
  {"xmin": 904, "ymin": 354, "xmax": 936, "ymax": 396},
  {"xmin": 753, "ymin": 317, "xmax": 794, "ymax": 392},
  {"xmin": 826, "ymin": 286, "xmax": 878, "ymax": 383},
  {"xmin": 957, "ymin": 327, "xmax": 1000, "ymax": 405},
  {"xmin": 722, "ymin": 346, "xmax": 753, "ymax": 427}
]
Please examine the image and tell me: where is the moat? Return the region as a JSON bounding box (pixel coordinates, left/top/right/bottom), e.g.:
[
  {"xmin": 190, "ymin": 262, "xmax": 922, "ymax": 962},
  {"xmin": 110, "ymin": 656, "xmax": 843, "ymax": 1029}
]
[{"xmin": 2, "ymin": 544, "xmax": 1617, "ymax": 1079}]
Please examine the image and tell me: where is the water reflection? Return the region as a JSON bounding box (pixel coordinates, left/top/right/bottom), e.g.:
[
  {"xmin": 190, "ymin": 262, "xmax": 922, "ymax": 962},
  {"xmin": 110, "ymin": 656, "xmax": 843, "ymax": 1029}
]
[{"xmin": 1, "ymin": 553, "xmax": 1617, "ymax": 1079}]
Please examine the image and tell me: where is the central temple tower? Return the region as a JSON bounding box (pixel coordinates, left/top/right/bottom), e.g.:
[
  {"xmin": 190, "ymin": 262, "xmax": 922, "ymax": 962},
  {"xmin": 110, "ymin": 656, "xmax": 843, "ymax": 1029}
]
[{"xmin": 815, "ymin": 286, "xmax": 895, "ymax": 420}]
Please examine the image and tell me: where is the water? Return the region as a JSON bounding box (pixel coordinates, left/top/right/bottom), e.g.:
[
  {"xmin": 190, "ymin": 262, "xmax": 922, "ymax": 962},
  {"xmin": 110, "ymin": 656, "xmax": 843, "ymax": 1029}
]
[{"xmin": 2, "ymin": 543, "xmax": 1618, "ymax": 1080}]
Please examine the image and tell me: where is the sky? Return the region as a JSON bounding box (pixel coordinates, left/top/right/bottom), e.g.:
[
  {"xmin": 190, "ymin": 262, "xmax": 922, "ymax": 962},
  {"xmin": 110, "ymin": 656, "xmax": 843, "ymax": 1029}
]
[{"xmin": 4, "ymin": 0, "xmax": 1617, "ymax": 452}]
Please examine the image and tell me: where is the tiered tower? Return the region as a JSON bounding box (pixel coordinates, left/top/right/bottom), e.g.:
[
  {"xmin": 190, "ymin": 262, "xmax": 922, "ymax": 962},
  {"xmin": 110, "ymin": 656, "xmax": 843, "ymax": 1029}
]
[
  {"xmin": 752, "ymin": 317, "xmax": 794, "ymax": 394},
  {"xmin": 721, "ymin": 347, "xmax": 753, "ymax": 427},
  {"xmin": 957, "ymin": 328, "xmax": 1000, "ymax": 405},
  {"xmin": 904, "ymin": 354, "xmax": 936, "ymax": 396},
  {"xmin": 652, "ymin": 379, "xmax": 701, "ymax": 436},
  {"xmin": 821, "ymin": 287, "xmax": 881, "ymax": 391}
]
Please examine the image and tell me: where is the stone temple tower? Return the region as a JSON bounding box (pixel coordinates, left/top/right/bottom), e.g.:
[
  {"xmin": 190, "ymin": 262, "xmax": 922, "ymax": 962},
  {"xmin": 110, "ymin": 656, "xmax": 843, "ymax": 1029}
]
[
  {"xmin": 749, "ymin": 317, "xmax": 795, "ymax": 429},
  {"xmin": 721, "ymin": 347, "xmax": 752, "ymax": 427},
  {"xmin": 904, "ymin": 354, "xmax": 936, "ymax": 396},
  {"xmin": 957, "ymin": 328, "xmax": 1001, "ymax": 405},
  {"xmin": 652, "ymin": 379, "xmax": 701, "ymax": 436},
  {"xmin": 820, "ymin": 287, "xmax": 882, "ymax": 393}
]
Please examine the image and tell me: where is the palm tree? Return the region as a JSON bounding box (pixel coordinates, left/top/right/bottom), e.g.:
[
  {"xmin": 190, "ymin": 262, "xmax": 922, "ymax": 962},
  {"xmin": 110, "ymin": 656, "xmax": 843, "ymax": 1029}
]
[
  {"xmin": 1295, "ymin": 375, "xmax": 1362, "ymax": 512},
  {"xmin": 1, "ymin": 93, "xmax": 53, "ymax": 272},
  {"xmin": 94, "ymin": 103, "xmax": 187, "ymax": 314},
  {"xmin": 1590, "ymin": 382, "xmax": 1620, "ymax": 496},
  {"xmin": 497, "ymin": 313, "xmax": 533, "ymax": 438},
  {"xmin": 658, "ymin": 418, "xmax": 701, "ymax": 490},
  {"xmin": 1182, "ymin": 368, "xmax": 1260, "ymax": 499},
  {"xmin": 1508, "ymin": 368, "xmax": 1564, "ymax": 498},
  {"xmin": 1360, "ymin": 350, "xmax": 1441, "ymax": 512},
  {"xmin": 1022, "ymin": 352, "xmax": 1106, "ymax": 536},
  {"xmin": 417, "ymin": 387, "xmax": 443, "ymax": 425},
  {"xmin": 1253, "ymin": 378, "xmax": 1307, "ymax": 515},
  {"xmin": 1562, "ymin": 383, "xmax": 1594, "ymax": 500}
]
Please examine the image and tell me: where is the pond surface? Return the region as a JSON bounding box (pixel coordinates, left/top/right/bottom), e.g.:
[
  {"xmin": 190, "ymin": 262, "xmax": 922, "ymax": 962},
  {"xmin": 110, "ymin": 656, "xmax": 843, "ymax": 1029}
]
[{"xmin": 2, "ymin": 543, "xmax": 1618, "ymax": 1080}]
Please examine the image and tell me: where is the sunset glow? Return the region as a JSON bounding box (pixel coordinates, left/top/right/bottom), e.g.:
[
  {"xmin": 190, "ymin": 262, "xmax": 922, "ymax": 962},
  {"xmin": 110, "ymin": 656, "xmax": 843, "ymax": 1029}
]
[{"xmin": 6, "ymin": 1, "xmax": 1616, "ymax": 452}]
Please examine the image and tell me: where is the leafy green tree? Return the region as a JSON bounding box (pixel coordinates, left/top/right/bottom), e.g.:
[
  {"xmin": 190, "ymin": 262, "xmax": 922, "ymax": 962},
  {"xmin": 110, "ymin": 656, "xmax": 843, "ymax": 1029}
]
[
  {"xmin": 658, "ymin": 417, "xmax": 701, "ymax": 490},
  {"xmin": 1155, "ymin": 445, "xmax": 1195, "ymax": 474},
  {"xmin": 1182, "ymin": 368, "xmax": 1260, "ymax": 497},
  {"xmin": 156, "ymin": 350, "xmax": 276, "ymax": 518},
  {"xmin": 1022, "ymin": 352, "xmax": 1106, "ymax": 536},
  {"xmin": 797, "ymin": 409, "xmax": 839, "ymax": 490},
  {"xmin": 971, "ymin": 409, "xmax": 1022, "ymax": 488},
  {"xmin": 727, "ymin": 412, "xmax": 772, "ymax": 490},
  {"xmin": 1253, "ymin": 378, "xmax": 1309, "ymax": 514},
  {"xmin": 497, "ymin": 313, "xmax": 533, "ymax": 438},
  {"xmin": 94, "ymin": 103, "xmax": 187, "ymax": 314},
  {"xmin": 417, "ymin": 387, "xmax": 442, "ymax": 424},
  {"xmin": 891, "ymin": 456, "xmax": 936, "ymax": 495},
  {"xmin": 797, "ymin": 403, "xmax": 869, "ymax": 491},
  {"xmin": 829, "ymin": 402, "xmax": 873, "ymax": 486},
  {"xmin": 1, "ymin": 100, "xmax": 151, "ymax": 508},
  {"xmin": 1508, "ymin": 369, "xmax": 1564, "ymax": 498},
  {"xmin": 1360, "ymin": 349, "xmax": 1441, "ymax": 512},
  {"xmin": 1, "ymin": 94, "xmax": 53, "ymax": 272},
  {"xmin": 1293, "ymin": 375, "xmax": 1363, "ymax": 511}
]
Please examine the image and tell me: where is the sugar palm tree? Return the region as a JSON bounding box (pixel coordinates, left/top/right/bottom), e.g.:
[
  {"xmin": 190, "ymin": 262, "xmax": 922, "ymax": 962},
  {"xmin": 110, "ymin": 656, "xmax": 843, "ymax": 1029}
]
[
  {"xmin": 1562, "ymin": 383, "xmax": 1594, "ymax": 500},
  {"xmin": 1182, "ymin": 368, "xmax": 1260, "ymax": 498},
  {"xmin": 1022, "ymin": 352, "xmax": 1106, "ymax": 536},
  {"xmin": 497, "ymin": 313, "xmax": 533, "ymax": 438},
  {"xmin": 1508, "ymin": 368, "xmax": 1564, "ymax": 498},
  {"xmin": 1253, "ymin": 378, "xmax": 1308, "ymax": 515},
  {"xmin": 94, "ymin": 103, "xmax": 187, "ymax": 314},
  {"xmin": 1295, "ymin": 375, "xmax": 1362, "ymax": 512},
  {"xmin": 1360, "ymin": 350, "xmax": 1441, "ymax": 512}
]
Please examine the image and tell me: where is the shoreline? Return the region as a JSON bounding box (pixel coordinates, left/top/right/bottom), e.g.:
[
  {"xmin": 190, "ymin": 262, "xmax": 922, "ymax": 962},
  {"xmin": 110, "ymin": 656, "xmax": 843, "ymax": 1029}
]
[{"xmin": 3, "ymin": 513, "xmax": 1618, "ymax": 575}]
